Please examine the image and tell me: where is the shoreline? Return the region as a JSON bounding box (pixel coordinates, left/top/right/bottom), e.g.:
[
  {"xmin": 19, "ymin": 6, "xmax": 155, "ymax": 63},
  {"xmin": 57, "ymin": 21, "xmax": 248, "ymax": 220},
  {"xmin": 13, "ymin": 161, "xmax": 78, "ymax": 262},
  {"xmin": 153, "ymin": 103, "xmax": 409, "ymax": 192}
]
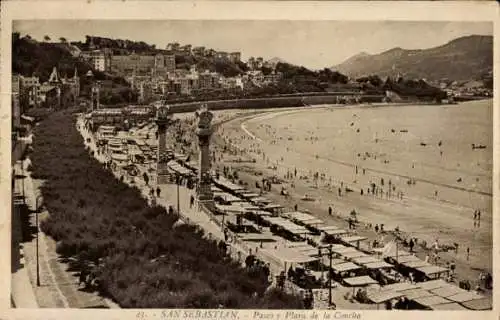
[{"xmin": 208, "ymin": 102, "xmax": 492, "ymax": 292}]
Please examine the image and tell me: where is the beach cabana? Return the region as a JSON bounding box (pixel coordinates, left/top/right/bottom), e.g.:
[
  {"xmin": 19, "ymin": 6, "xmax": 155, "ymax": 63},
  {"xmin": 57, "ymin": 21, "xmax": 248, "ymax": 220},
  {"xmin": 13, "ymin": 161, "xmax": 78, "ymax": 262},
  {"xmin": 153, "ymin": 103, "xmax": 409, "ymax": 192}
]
[
  {"xmin": 367, "ymin": 290, "xmax": 405, "ymax": 309},
  {"xmin": 412, "ymin": 295, "xmax": 451, "ymax": 310},
  {"xmin": 318, "ymin": 225, "xmax": 340, "ymax": 232},
  {"xmin": 400, "ymin": 288, "xmax": 435, "ymax": 300},
  {"xmin": 331, "ymin": 262, "xmax": 363, "ymax": 282},
  {"xmin": 323, "ymin": 229, "xmax": 349, "ymax": 237},
  {"xmin": 285, "ymin": 211, "xmax": 316, "ymax": 222},
  {"xmin": 340, "ymin": 250, "xmax": 368, "ymax": 260},
  {"xmin": 340, "ymin": 235, "xmax": 368, "ymax": 248},
  {"xmin": 460, "ymin": 297, "xmax": 492, "ymax": 310},
  {"xmin": 331, "ymin": 246, "xmax": 358, "ymax": 255},
  {"xmin": 260, "ymin": 247, "xmax": 318, "ymax": 270},
  {"xmin": 430, "ymin": 285, "xmax": 466, "ymax": 298},
  {"xmin": 352, "ymin": 256, "xmax": 380, "ymax": 265},
  {"xmin": 363, "ymin": 261, "xmax": 393, "ymax": 270},
  {"xmin": 262, "ymin": 203, "xmax": 286, "ymax": 215},
  {"xmin": 302, "ymin": 219, "xmax": 324, "ymax": 227},
  {"xmin": 215, "ymin": 177, "xmax": 245, "ymax": 193},
  {"xmin": 343, "ymin": 275, "xmax": 378, "ymax": 293},
  {"xmin": 251, "ymin": 197, "xmax": 273, "ymax": 206},
  {"xmin": 400, "ymin": 260, "xmax": 431, "ymax": 269},
  {"xmin": 416, "ymin": 265, "xmax": 449, "ymax": 280},
  {"xmin": 418, "ymin": 279, "xmax": 449, "ymax": 291},
  {"xmin": 446, "ymin": 291, "xmax": 483, "ymax": 303},
  {"xmin": 382, "ymin": 282, "xmax": 420, "ymax": 292},
  {"xmin": 238, "ymin": 234, "xmax": 276, "ymax": 243},
  {"xmin": 431, "ymin": 302, "xmax": 468, "ymax": 311}
]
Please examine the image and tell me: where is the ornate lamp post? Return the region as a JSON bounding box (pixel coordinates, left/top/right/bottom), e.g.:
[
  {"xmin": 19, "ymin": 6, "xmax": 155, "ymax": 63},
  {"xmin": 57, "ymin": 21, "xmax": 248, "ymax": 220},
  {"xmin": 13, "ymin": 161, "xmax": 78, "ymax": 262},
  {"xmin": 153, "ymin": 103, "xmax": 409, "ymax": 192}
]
[
  {"xmin": 195, "ymin": 104, "xmax": 214, "ymax": 208},
  {"xmin": 35, "ymin": 194, "xmax": 43, "ymax": 287}
]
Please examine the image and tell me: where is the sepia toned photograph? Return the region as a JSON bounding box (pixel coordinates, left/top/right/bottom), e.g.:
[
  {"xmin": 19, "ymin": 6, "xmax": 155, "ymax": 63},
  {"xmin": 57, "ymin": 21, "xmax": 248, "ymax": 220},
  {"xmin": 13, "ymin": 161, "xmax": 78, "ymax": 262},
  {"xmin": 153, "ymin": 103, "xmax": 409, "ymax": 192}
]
[{"xmin": 7, "ymin": 15, "xmax": 495, "ymax": 314}]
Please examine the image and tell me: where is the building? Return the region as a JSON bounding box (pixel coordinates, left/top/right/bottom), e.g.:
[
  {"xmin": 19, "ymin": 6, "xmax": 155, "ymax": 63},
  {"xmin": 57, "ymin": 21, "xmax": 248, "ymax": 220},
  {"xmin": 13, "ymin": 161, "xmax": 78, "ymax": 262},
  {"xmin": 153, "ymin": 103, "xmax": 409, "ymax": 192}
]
[
  {"xmin": 215, "ymin": 51, "xmax": 229, "ymax": 60},
  {"xmin": 82, "ymin": 49, "xmax": 112, "ymax": 72},
  {"xmin": 219, "ymin": 76, "xmax": 244, "ymax": 90},
  {"xmin": 192, "ymin": 46, "xmax": 206, "ymax": 56},
  {"xmin": 229, "ymin": 52, "xmax": 241, "ymax": 63},
  {"xmin": 198, "ymin": 71, "xmax": 220, "ymax": 90},
  {"xmin": 18, "ymin": 75, "xmax": 41, "ymax": 108},
  {"xmin": 153, "ymin": 54, "xmax": 176, "ymax": 76},
  {"xmin": 12, "ymin": 75, "xmax": 21, "ymax": 128},
  {"xmin": 180, "ymin": 45, "xmax": 192, "ymax": 54},
  {"xmin": 61, "ymin": 67, "xmax": 80, "ymax": 101},
  {"xmin": 110, "ymin": 53, "xmax": 176, "ymax": 77}
]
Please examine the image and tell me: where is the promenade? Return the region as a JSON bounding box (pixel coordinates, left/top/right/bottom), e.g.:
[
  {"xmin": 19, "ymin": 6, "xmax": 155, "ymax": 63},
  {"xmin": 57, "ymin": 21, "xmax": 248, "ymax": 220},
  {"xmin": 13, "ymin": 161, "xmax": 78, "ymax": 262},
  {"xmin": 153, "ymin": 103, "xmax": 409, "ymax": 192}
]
[{"xmin": 11, "ymin": 125, "xmax": 120, "ymax": 308}]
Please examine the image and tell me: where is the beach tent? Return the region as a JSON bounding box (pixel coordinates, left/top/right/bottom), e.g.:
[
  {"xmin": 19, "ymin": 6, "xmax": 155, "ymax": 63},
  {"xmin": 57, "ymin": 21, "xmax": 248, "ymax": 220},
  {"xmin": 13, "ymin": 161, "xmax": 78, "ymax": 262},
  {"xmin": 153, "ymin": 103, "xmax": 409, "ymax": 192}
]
[
  {"xmin": 431, "ymin": 302, "xmax": 468, "ymax": 311},
  {"xmin": 413, "ymin": 295, "xmax": 451, "ymax": 309},
  {"xmin": 430, "ymin": 285, "xmax": 467, "ymax": 298},
  {"xmin": 418, "ymin": 279, "xmax": 449, "ymax": 291},
  {"xmin": 331, "ymin": 246, "xmax": 358, "ymax": 255},
  {"xmin": 215, "ymin": 177, "xmax": 245, "ymax": 192},
  {"xmin": 340, "ymin": 235, "xmax": 368, "ymax": 248},
  {"xmin": 284, "ymin": 211, "xmax": 316, "ymax": 222},
  {"xmin": 363, "ymin": 261, "xmax": 393, "ymax": 269},
  {"xmin": 446, "ymin": 291, "xmax": 483, "ymax": 303},
  {"xmin": 251, "ymin": 197, "xmax": 272, "ymax": 205},
  {"xmin": 344, "ymin": 276, "xmax": 379, "ymax": 294},
  {"xmin": 344, "ymin": 275, "xmax": 378, "ymax": 286},
  {"xmin": 317, "ymin": 225, "xmax": 340, "ymax": 232},
  {"xmin": 399, "ymin": 288, "xmax": 435, "ymax": 300},
  {"xmin": 400, "ymin": 260, "xmax": 431, "ymax": 269},
  {"xmin": 260, "ymin": 247, "xmax": 318, "ymax": 269},
  {"xmin": 460, "ymin": 297, "xmax": 492, "ymax": 310},
  {"xmin": 382, "ymin": 282, "xmax": 420, "ymax": 292},
  {"xmin": 215, "ymin": 204, "xmax": 247, "ymax": 215},
  {"xmin": 331, "ymin": 262, "xmax": 362, "ymax": 274},
  {"xmin": 416, "ymin": 265, "xmax": 449, "ymax": 280},
  {"xmin": 238, "ymin": 234, "xmax": 277, "ymax": 243},
  {"xmin": 213, "ymin": 192, "xmax": 245, "ymax": 204},
  {"xmin": 367, "ymin": 290, "xmax": 405, "ymax": 309},
  {"xmin": 340, "ymin": 250, "xmax": 368, "ymax": 260},
  {"xmin": 323, "ymin": 229, "xmax": 349, "ymax": 237},
  {"xmin": 352, "ymin": 256, "xmax": 381, "ymax": 265}
]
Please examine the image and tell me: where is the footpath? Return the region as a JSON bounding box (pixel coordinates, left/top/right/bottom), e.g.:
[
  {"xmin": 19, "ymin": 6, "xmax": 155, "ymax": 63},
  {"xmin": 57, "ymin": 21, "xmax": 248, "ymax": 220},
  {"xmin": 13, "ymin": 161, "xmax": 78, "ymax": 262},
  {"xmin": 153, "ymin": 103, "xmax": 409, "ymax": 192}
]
[{"xmin": 11, "ymin": 124, "xmax": 120, "ymax": 308}]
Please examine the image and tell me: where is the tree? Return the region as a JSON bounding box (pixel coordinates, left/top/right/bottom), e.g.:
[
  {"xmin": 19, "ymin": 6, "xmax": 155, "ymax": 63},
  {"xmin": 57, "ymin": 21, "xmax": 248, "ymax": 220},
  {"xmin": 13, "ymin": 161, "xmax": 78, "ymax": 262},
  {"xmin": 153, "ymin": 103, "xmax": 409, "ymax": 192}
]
[
  {"xmin": 44, "ymin": 35, "xmax": 51, "ymax": 42},
  {"xmin": 59, "ymin": 37, "xmax": 67, "ymax": 44}
]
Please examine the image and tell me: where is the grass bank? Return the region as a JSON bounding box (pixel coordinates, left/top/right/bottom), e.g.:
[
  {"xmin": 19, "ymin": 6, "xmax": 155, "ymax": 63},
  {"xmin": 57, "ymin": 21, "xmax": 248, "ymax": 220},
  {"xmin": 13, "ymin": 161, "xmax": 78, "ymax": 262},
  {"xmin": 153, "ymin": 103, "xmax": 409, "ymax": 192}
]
[{"xmin": 29, "ymin": 109, "xmax": 303, "ymax": 309}]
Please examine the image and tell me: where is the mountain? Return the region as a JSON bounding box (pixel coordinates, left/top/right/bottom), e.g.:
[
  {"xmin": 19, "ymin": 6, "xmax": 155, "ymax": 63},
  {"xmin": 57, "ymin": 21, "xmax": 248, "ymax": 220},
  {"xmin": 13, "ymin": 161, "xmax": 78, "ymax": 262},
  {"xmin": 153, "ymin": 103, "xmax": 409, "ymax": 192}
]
[{"xmin": 332, "ymin": 35, "xmax": 493, "ymax": 81}]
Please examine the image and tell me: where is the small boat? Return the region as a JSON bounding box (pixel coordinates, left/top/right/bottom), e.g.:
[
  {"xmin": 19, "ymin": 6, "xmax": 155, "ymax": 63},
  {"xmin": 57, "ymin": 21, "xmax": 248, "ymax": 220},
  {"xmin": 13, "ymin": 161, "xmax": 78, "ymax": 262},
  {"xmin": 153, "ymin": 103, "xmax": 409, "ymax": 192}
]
[
  {"xmin": 400, "ymin": 129, "xmax": 408, "ymax": 133},
  {"xmin": 472, "ymin": 144, "xmax": 487, "ymax": 150},
  {"xmin": 420, "ymin": 142, "xmax": 427, "ymax": 146}
]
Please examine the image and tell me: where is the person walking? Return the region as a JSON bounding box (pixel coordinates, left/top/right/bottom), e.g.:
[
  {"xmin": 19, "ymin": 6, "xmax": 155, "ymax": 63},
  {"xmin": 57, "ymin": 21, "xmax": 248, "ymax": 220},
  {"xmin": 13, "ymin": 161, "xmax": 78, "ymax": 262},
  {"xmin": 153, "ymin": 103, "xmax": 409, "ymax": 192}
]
[
  {"xmin": 328, "ymin": 206, "xmax": 332, "ymax": 216},
  {"xmin": 156, "ymin": 187, "xmax": 161, "ymax": 197},
  {"xmin": 190, "ymin": 195, "xmax": 195, "ymax": 208},
  {"xmin": 409, "ymin": 238, "xmax": 415, "ymax": 253}
]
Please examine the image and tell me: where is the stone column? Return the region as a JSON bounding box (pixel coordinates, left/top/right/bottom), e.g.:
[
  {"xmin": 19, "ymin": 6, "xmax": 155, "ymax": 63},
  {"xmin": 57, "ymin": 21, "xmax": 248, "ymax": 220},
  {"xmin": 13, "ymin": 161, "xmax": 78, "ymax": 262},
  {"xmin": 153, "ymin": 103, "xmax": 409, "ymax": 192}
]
[
  {"xmin": 196, "ymin": 105, "xmax": 214, "ymax": 203},
  {"xmin": 156, "ymin": 106, "xmax": 171, "ymax": 185}
]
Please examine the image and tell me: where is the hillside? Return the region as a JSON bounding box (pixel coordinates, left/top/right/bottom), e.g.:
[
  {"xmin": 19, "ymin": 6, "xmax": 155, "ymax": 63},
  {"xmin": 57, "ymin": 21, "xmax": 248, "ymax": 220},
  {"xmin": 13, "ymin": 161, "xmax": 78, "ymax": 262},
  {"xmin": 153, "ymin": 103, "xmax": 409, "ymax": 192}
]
[
  {"xmin": 332, "ymin": 35, "xmax": 493, "ymax": 81},
  {"xmin": 12, "ymin": 33, "xmax": 135, "ymax": 104}
]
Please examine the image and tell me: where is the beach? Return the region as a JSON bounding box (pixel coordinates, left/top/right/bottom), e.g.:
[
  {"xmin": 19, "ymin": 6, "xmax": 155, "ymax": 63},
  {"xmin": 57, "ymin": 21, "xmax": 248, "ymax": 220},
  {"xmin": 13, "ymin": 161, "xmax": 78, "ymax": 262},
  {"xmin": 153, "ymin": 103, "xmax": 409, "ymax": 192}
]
[{"xmin": 211, "ymin": 100, "xmax": 493, "ymax": 287}]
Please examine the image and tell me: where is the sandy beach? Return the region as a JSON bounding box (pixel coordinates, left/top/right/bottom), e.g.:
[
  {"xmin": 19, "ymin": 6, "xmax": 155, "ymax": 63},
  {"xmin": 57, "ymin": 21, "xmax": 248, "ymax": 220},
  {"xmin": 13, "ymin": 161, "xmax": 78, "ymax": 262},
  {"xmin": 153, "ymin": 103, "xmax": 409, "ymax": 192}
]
[{"xmin": 210, "ymin": 100, "xmax": 492, "ymax": 288}]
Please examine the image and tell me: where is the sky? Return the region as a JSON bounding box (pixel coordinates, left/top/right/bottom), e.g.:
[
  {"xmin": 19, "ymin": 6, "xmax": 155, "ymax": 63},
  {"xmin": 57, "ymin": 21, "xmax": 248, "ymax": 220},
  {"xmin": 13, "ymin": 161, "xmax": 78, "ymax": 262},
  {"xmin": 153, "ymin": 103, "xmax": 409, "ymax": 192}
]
[{"xmin": 13, "ymin": 20, "xmax": 493, "ymax": 69}]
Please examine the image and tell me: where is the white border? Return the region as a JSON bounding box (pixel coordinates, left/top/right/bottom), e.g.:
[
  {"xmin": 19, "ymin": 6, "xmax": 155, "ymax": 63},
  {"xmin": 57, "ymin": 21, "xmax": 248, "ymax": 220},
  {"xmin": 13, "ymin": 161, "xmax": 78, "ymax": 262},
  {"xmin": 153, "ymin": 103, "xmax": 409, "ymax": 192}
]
[{"xmin": 0, "ymin": 2, "xmax": 498, "ymax": 320}]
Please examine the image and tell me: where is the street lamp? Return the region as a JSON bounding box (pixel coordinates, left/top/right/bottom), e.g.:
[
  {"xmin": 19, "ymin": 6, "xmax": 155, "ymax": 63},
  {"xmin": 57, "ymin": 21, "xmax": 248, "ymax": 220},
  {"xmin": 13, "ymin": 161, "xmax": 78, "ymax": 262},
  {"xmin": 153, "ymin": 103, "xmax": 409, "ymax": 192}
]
[
  {"xmin": 176, "ymin": 173, "xmax": 180, "ymax": 214},
  {"xmin": 35, "ymin": 194, "xmax": 43, "ymax": 287},
  {"xmin": 318, "ymin": 244, "xmax": 334, "ymax": 307}
]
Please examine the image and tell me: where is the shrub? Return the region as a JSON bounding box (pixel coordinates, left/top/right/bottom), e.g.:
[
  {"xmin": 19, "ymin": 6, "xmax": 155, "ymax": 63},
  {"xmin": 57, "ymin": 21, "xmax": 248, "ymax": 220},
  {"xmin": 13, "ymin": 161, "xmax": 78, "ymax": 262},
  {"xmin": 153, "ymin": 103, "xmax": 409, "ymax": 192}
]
[{"xmin": 30, "ymin": 109, "xmax": 302, "ymax": 308}]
